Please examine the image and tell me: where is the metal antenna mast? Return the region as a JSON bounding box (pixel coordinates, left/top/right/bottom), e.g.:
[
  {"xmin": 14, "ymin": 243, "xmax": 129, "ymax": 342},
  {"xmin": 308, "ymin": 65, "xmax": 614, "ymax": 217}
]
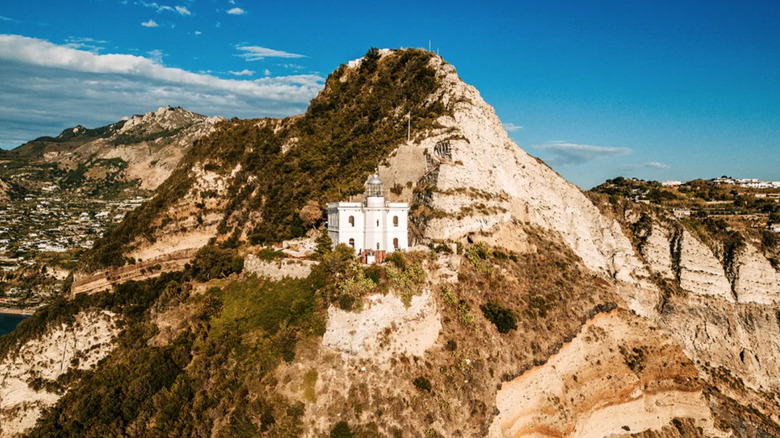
[{"xmin": 407, "ymin": 111, "xmax": 411, "ymax": 143}]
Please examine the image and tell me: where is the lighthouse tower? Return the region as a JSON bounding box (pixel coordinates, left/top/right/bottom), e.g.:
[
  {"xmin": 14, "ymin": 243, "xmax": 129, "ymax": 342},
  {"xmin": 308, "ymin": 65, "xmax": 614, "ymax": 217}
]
[
  {"xmin": 326, "ymin": 173, "xmax": 409, "ymax": 256},
  {"xmin": 364, "ymin": 174, "xmax": 386, "ymax": 251}
]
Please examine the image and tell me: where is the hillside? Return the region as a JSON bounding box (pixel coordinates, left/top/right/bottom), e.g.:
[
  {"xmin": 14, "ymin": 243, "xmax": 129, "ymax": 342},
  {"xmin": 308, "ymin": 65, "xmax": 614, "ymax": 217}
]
[
  {"xmin": 0, "ymin": 48, "xmax": 778, "ymax": 437},
  {"xmin": 0, "ymin": 107, "xmax": 222, "ymax": 312}
]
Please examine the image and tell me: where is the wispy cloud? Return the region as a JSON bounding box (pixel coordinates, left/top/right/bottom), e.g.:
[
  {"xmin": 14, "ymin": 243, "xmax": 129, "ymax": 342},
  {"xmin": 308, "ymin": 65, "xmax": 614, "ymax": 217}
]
[
  {"xmin": 0, "ymin": 34, "xmax": 325, "ymax": 147},
  {"xmin": 146, "ymin": 49, "xmax": 165, "ymax": 63},
  {"xmin": 534, "ymin": 141, "xmax": 631, "ymax": 165},
  {"xmin": 228, "ymin": 69, "xmax": 254, "ymax": 76},
  {"xmin": 503, "ymin": 122, "xmax": 524, "ymax": 132},
  {"xmin": 0, "ymin": 16, "xmax": 12, "ymax": 21},
  {"xmin": 236, "ymin": 45, "xmax": 304, "ymax": 61},
  {"xmin": 64, "ymin": 37, "xmax": 107, "ymax": 53},
  {"xmin": 227, "ymin": 7, "xmax": 245, "ymax": 15},
  {"xmin": 140, "ymin": 2, "xmax": 192, "ymax": 15},
  {"xmin": 619, "ymin": 161, "xmax": 671, "ymax": 170},
  {"xmin": 141, "ymin": 19, "xmax": 159, "ymax": 27}
]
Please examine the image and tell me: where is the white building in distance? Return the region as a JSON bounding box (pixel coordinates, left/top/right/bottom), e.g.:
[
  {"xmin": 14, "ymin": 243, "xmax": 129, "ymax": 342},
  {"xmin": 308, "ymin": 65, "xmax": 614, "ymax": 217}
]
[{"xmin": 327, "ymin": 174, "xmax": 409, "ymax": 253}]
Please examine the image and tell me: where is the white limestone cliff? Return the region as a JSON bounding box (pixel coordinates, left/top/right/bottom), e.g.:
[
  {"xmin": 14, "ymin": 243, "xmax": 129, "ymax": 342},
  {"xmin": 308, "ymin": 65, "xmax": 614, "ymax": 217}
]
[{"xmin": 0, "ymin": 310, "xmax": 120, "ymax": 437}]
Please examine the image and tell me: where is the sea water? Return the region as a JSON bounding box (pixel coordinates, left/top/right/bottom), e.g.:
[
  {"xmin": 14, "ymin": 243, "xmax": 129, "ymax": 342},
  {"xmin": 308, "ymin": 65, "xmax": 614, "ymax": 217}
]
[{"xmin": 0, "ymin": 313, "xmax": 28, "ymax": 338}]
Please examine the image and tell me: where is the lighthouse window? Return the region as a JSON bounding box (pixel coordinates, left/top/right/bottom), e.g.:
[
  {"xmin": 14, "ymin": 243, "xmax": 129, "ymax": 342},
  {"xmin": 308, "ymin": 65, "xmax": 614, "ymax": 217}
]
[
  {"xmin": 376, "ymin": 219, "xmax": 380, "ymax": 226},
  {"xmin": 393, "ymin": 216, "xmax": 399, "ymax": 227},
  {"xmin": 349, "ymin": 238, "xmax": 355, "ymax": 248},
  {"xmin": 393, "ymin": 238, "xmax": 399, "ymax": 249},
  {"xmin": 349, "ymin": 216, "xmax": 355, "ymax": 226}
]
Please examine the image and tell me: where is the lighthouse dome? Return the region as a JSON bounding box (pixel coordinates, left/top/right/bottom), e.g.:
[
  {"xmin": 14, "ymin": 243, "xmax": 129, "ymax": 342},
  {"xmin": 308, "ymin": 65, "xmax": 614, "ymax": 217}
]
[{"xmin": 366, "ymin": 174, "xmax": 384, "ymax": 198}]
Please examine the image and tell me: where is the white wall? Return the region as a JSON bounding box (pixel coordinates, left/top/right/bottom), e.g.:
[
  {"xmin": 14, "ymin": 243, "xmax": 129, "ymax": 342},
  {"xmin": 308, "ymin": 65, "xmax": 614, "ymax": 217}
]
[{"xmin": 327, "ymin": 201, "xmax": 408, "ymax": 255}]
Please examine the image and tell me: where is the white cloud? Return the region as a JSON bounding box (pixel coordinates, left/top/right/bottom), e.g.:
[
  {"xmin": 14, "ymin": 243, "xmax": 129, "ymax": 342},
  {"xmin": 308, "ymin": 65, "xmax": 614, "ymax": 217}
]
[
  {"xmin": 264, "ymin": 68, "xmax": 271, "ymax": 76},
  {"xmin": 0, "ymin": 16, "xmax": 12, "ymax": 21},
  {"xmin": 194, "ymin": 30, "xmax": 202, "ymax": 35},
  {"xmin": 146, "ymin": 49, "xmax": 165, "ymax": 63},
  {"xmin": 620, "ymin": 161, "xmax": 671, "ymax": 170},
  {"xmin": 228, "ymin": 69, "xmax": 254, "ymax": 76},
  {"xmin": 141, "ymin": 19, "xmax": 159, "ymax": 27},
  {"xmin": 236, "ymin": 45, "xmax": 304, "ymax": 61},
  {"xmin": 503, "ymin": 122, "xmax": 523, "ymax": 132},
  {"xmin": 534, "ymin": 141, "xmax": 631, "ymax": 165},
  {"xmin": 227, "ymin": 7, "xmax": 245, "ymax": 15},
  {"xmin": 140, "ymin": 2, "xmax": 191, "ymax": 15},
  {"xmin": 64, "ymin": 37, "xmax": 107, "ymax": 53},
  {"xmin": 0, "ymin": 34, "xmax": 325, "ymax": 147}
]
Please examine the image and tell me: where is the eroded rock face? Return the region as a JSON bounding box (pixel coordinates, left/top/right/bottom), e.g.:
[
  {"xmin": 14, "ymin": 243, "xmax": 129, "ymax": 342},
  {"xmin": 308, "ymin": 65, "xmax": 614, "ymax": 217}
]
[
  {"xmin": 678, "ymin": 230, "xmax": 734, "ymax": 302},
  {"xmin": 660, "ymin": 296, "xmax": 780, "ymax": 394},
  {"xmin": 489, "ymin": 311, "xmax": 726, "ymax": 438},
  {"xmin": 322, "ymin": 289, "xmax": 441, "ymax": 362},
  {"xmin": 0, "ymin": 310, "xmax": 120, "ymax": 437},
  {"xmin": 734, "ymin": 243, "xmax": 780, "ymax": 305},
  {"xmin": 424, "ymin": 58, "xmax": 652, "ymax": 288},
  {"xmin": 640, "ymin": 224, "xmax": 675, "ymax": 280},
  {"xmin": 243, "ymin": 254, "xmax": 316, "ymax": 281}
]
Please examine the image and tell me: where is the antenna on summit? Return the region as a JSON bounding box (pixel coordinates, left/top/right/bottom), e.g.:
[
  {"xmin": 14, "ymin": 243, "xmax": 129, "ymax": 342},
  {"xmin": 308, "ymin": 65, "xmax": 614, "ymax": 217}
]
[
  {"xmin": 428, "ymin": 40, "xmax": 431, "ymax": 51},
  {"xmin": 407, "ymin": 111, "xmax": 411, "ymax": 143}
]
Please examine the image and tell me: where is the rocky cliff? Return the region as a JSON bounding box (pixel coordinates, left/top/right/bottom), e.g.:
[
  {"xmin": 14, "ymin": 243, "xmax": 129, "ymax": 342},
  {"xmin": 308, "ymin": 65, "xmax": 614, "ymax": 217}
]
[{"xmin": 0, "ymin": 48, "xmax": 777, "ymax": 437}]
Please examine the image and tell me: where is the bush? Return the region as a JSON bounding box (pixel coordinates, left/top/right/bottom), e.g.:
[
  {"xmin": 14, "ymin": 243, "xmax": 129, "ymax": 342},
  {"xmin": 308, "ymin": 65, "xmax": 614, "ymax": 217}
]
[
  {"xmin": 481, "ymin": 301, "xmax": 517, "ymax": 333},
  {"xmin": 256, "ymin": 247, "xmax": 287, "ymax": 261},
  {"xmin": 190, "ymin": 245, "xmax": 244, "ymax": 281},
  {"xmin": 314, "ymin": 229, "xmax": 333, "ymax": 259},
  {"xmin": 413, "ymin": 376, "xmax": 432, "ymax": 392},
  {"xmin": 386, "ymin": 259, "xmax": 425, "ymax": 307},
  {"xmin": 331, "ymin": 421, "xmax": 355, "ymax": 438}
]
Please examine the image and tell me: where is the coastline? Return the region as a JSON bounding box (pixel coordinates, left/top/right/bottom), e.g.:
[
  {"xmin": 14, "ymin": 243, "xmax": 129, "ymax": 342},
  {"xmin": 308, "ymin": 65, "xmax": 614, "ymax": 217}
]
[{"xmin": 0, "ymin": 307, "xmax": 35, "ymax": 316}]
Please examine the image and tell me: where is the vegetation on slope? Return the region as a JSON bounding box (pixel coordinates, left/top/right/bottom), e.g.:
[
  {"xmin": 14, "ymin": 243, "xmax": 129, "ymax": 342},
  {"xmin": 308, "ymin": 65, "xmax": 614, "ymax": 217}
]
[{"xmin": 80, "ymin": 48, "xmax": 448, "ymax": 272}]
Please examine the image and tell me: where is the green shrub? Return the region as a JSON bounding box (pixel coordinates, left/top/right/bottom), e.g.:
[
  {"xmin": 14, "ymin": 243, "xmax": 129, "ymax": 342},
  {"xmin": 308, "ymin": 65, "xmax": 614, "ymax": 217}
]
[
  {"xmin": 386, "ymin": 259, "xmax": 426, "ymax": 307},
  {"xmin": 331, "ymin": 421, "xmax": 355, "ymax": 438},
  {"xmin": 256, "ymin": 247, "xmax": 287, "ymax": 261},
  {"xmin": 190, "ymin": 245, "xmax": 244, "ymax": 281},
  {"xmin": 314, "ymin": 229, "xmax": 333, "ymax": 259},
  {"xmin": 413, "ymin": 376, "xmax": 432, "ymax": 392},
  {"xmin": 481, "ymin": 301, "xmax": 517, "ymax": 333}
]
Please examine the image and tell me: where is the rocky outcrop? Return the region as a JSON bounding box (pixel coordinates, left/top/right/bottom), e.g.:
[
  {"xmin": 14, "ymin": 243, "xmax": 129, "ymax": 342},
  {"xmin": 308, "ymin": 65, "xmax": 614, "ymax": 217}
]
[
  {"xmin": 660, "ymin": 296, "xmax": 780, "ymax": 394},
  {"xmin": 322, "ymin": 289, "xmax": 441, "ymax": 362},
  {"xmin": 677, "ymin": 230, "xmax": 734, "ymax": 301},
  {"xmin": 489, "ymin": 311, "xmax": 726, "ymax": 438},
  {"xmin": 733, "ymin": 243, "xmax": 780, "ymax": 304},
  {"xmin": 639, "ymin": 224, "xmax": 676, "ymax": 280},
  {"xmin": 375, "ymin": 56, "xmax": 661, "ymax": 316},
  {"xmin": 0, "ymin": 310, "xmax": 120, "ymax": 437},
  {"xmin": 422, "ymin": 58, "xmax": 652, "ymax": 286},
  {"xmin": 243, "ymin": 255, "xmax": 317, "ymax": 281}
]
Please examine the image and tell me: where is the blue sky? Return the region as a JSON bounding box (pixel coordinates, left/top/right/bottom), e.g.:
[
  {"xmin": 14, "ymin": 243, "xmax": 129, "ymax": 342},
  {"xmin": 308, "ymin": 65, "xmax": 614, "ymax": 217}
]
[{"xmin": 0, "ymin": 0, "xmax": 778, "ymax": 188}]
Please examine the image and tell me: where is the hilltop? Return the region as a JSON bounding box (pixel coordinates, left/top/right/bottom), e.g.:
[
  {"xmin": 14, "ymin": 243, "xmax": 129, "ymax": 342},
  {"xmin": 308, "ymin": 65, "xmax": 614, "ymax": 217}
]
[
  {"xmin": 3, "ymin": 106, "xmax": 223, "ymax": 196},
  {"xmin": 0, "ymin": 48, "xmax": 777, "ymax": 437}
]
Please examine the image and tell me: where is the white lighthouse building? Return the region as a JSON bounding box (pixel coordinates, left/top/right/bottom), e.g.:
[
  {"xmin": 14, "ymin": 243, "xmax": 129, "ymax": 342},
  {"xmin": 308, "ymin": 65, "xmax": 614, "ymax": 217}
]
[{"xmin": 327, "ymin": 174, "xmax": 409, "ymax": 255}]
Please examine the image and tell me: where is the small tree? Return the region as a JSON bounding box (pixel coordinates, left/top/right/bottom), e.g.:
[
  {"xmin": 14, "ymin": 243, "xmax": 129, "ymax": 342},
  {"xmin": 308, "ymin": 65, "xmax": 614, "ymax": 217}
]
[
  {"xmin": 314, "ymin": 229, "xmax": 333, "ymax": 259},
  {"xmin": 300, "ymin": 199, "xmax": 323, "ymax": 228}
]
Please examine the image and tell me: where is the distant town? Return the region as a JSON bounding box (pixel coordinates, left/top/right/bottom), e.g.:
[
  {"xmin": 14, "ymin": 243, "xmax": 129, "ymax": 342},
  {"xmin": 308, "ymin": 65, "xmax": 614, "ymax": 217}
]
[
  {"xmin": 593, "ymin": 175, "xmax": 780, "ymax": 234},
  {"xmin": 662, "ymin": 177, "xmax": 780, "ymax": 189},
  {"xmin": 0, "ymin": 187, "xmax": 147, "ymax": 312}
]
